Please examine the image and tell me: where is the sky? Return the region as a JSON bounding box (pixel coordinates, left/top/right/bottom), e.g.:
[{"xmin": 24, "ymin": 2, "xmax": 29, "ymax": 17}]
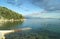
[
  {"xmin": 32, "ymin": 0, "xmax": 60, "ymax": 11},
  {"xmin": 0, "ymin": 0, "xmax": 43, "ymax": 15},
  {"xmin": 0, "ymin": 0, "xmax": 60, "ymax": 18}
]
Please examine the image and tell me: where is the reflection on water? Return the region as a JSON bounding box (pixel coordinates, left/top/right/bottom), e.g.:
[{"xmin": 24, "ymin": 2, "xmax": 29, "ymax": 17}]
[
  {"xmin": 1, "ymin": 19, "xmax": 60, "ymax": 39},
  {"xmin": 0, "ymin": 20, "xmax": 24, "ymax": 30}
]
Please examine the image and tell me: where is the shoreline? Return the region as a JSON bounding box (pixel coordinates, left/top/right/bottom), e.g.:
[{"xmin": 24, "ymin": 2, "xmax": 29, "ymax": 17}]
[
  {"xmin": 0, "ymin": 28, "xmax": 32, "ymax": 39},
  {"xmin": 0, "ymin": 19, "xmax": 24, "ymax": 22}
]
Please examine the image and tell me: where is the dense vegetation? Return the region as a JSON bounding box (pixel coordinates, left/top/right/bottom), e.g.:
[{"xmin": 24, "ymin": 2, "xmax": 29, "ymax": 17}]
[{"xmin": 0, "ymin": 6, "xmax": 24, "ymax": 19}]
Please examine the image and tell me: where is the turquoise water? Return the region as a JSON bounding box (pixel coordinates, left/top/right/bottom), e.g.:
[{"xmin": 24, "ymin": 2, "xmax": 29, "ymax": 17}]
[{"xmin": 2, "ymin": 19, "xmax": 60, "ymax": 39}]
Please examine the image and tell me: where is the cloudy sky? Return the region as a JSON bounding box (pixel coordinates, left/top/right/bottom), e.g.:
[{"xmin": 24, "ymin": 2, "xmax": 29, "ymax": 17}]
[
  {"xmin": 0, "ymin": 0, "xmax": 60, "ymax": 16},
  {"xmin": 0, "ymin": 0, "xmax": 43, "ymax": 15}
]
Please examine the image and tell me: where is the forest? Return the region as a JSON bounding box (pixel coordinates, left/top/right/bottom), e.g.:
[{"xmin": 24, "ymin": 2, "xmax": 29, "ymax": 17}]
[{"xmin": 0, "ymin": 6, "xmax": 24, "ymax": 20}]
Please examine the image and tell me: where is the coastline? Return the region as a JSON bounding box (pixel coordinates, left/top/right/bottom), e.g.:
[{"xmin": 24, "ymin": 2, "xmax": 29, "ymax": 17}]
[
  {"xmin": 0, "ymin": 19, "xmax": 24, "ymax": 22},
  {"xmin": 0, "ymin": 28, "xmax": 32, "ymax": 39}
]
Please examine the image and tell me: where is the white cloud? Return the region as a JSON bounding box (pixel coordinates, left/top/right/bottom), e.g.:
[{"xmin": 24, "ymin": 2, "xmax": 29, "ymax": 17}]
[{"xmin": 30, "ymin": 0, "xmax": 60, "ymax": 11}]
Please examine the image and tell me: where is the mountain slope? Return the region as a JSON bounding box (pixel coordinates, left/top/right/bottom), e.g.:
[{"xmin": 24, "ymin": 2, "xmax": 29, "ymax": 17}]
[
  {"xmin": 0, "ymin": 6, "xmax": 24, "ymax": 19},
  {"xmin": 25, "ymin": 13, "xmax": 41, "ymax": 19},
  {"xmin": 25, "ymin": 13, "xmax": 60, "ymax": 19}
]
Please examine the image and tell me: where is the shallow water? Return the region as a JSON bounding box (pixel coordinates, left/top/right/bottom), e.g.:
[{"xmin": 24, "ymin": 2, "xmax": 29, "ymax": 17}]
[{"xmin": 0, "ymin": 19, "xmax": 60, "ymax": 39}]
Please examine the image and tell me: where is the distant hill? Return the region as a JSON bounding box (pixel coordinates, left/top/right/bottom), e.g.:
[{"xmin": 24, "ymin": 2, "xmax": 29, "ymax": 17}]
[
  {"xmin": 25, "ymin": 13, "xmax": 60, "ymax": 19},
  {"xmin": 25, "ymin": 13, "xmax": 41, "ymax": 19},
  {"xmin": 25, "ymin": 16, "xmax": 40, "ymax": 19},
  {"xmin": 0, "ymin": 6, "xmax": 24, "ymax": 19}
]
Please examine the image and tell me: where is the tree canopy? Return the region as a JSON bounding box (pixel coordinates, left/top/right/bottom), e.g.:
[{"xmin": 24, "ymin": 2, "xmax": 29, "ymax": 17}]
[{"xmin": 0, "ymin": 6, "xmax": 24, "ymax": 19}]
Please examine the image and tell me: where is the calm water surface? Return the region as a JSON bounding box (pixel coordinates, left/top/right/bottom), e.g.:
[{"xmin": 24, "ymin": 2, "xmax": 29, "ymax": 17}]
[{"xmin": 0, "ymin": 19, "xmax": 60, "ymax": 39}]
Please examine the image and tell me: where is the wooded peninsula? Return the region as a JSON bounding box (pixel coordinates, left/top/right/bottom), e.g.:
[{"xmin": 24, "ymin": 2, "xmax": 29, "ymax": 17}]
[{"xmin": 0, "ymin": 6, "xmax": 24, "ymax": 21}]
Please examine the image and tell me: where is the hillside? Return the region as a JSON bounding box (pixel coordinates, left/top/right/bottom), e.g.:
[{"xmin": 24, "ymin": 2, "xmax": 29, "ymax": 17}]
[{"xmin": 0, "ymin": 6, "xmax": 24, "ymax": 20}]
